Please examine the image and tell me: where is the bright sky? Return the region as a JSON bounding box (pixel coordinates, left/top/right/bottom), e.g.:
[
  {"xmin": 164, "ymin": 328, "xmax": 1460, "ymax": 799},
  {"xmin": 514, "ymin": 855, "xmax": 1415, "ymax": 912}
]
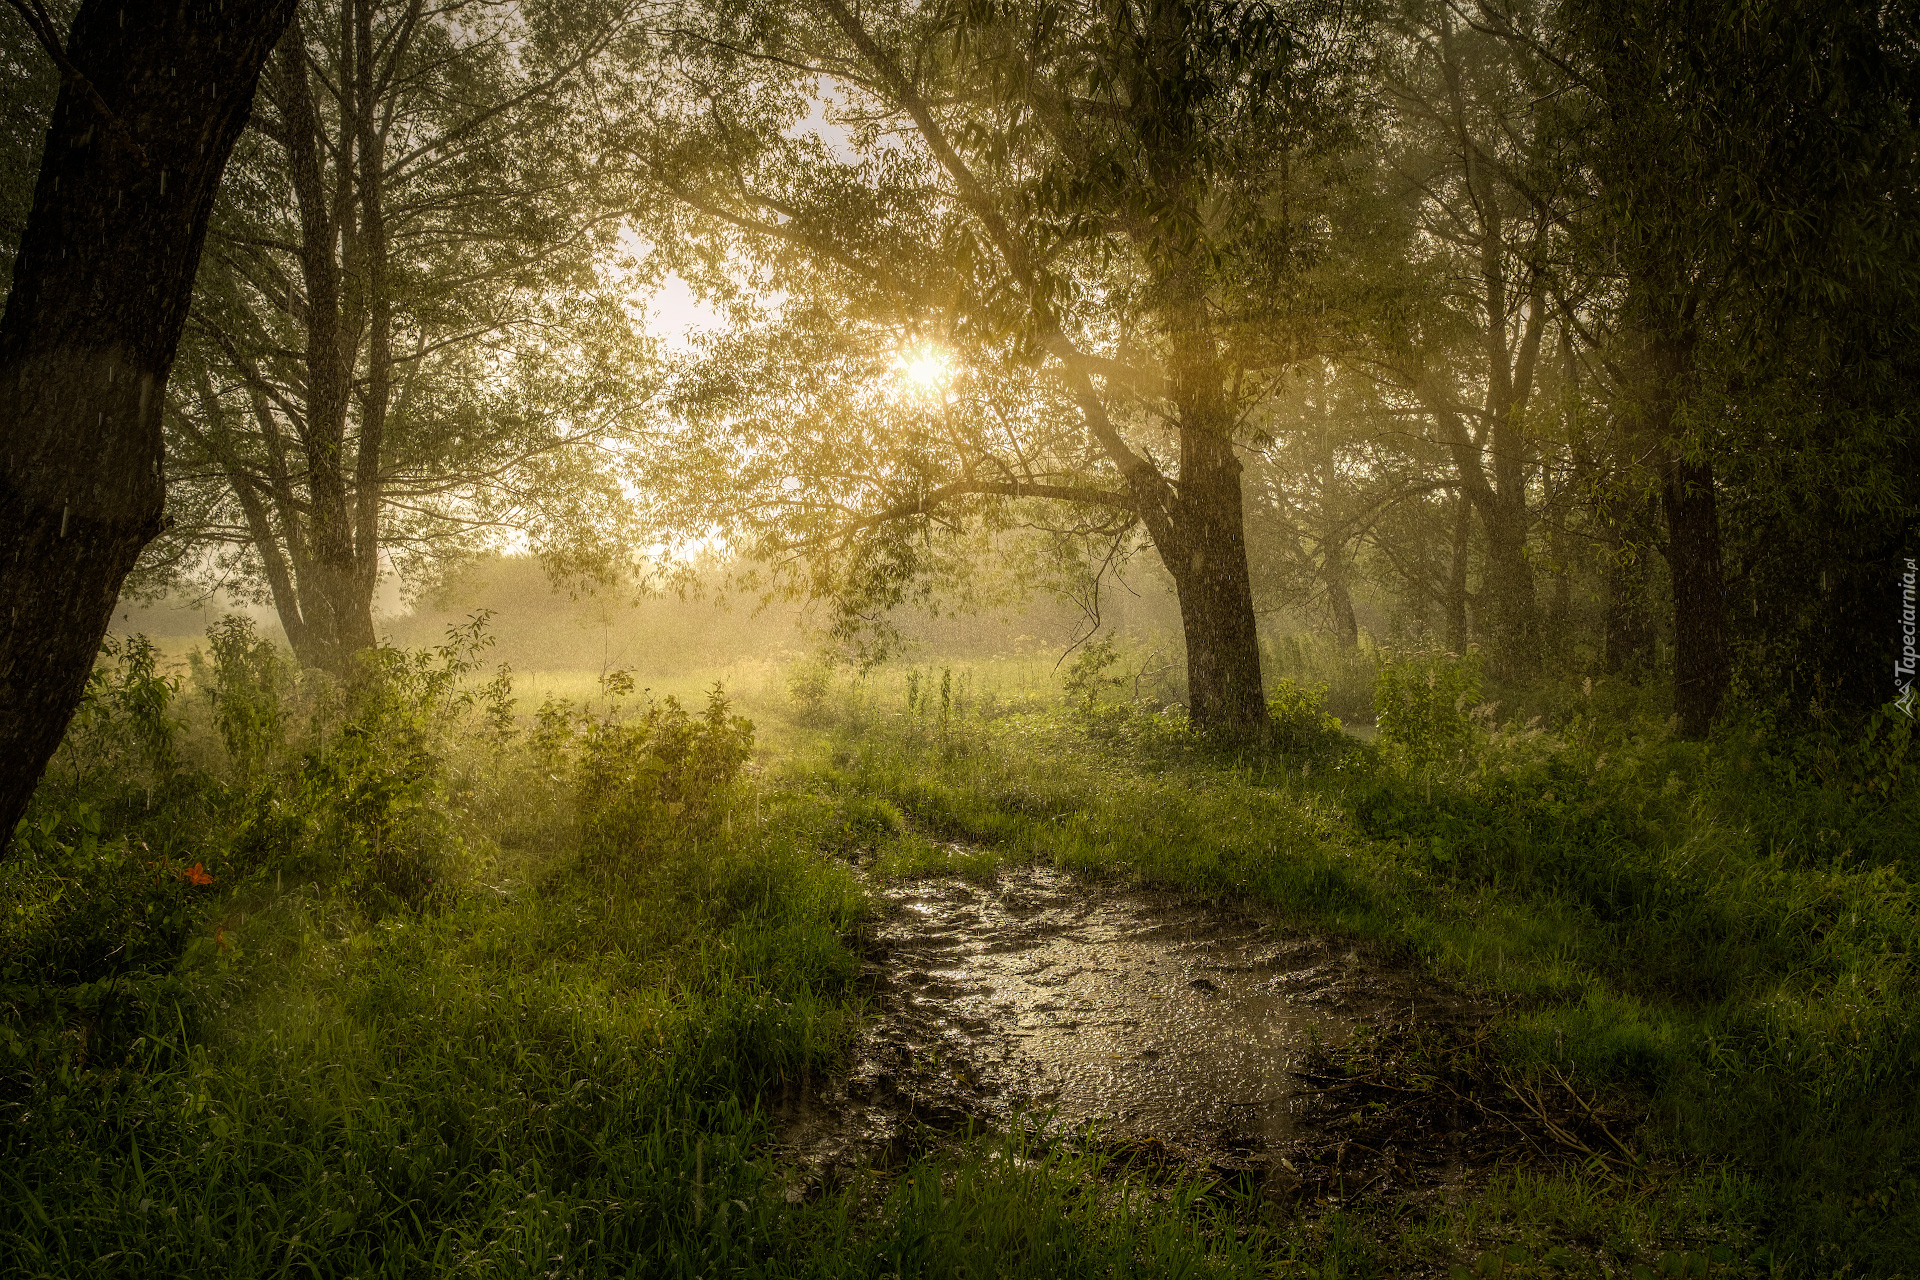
[
  {"xmin": 617, "ymin": 81, "xmax": 874, "ymax": 355},
  {"xmin": 786, "ymin": 77, "xmax": 862, "ymax": 161},
  {"xmin": 645, "ymin": 271, "xmax": 725, "ymax": 352}
]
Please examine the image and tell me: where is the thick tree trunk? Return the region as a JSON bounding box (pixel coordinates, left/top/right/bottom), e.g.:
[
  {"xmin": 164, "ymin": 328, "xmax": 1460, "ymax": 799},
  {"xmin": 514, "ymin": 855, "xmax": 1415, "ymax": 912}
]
[
  {"xmin": 1546, "ymin": 527, "xmax": 1572, "ymax": 653},
  {"xmin": 0, "ymin": 0, "xmax": 295, "ymax": 851},
  {"xmin": 1632, "ymin": 320, "xmax": 1729, "ymax": 736},
  {"xmin": 1167, "ymin": 425, "xmax": 1267, "ymax": 736},
  {"xmin": 1661, "ymin": 453, "xmax": 1729, "ymax": 736}
]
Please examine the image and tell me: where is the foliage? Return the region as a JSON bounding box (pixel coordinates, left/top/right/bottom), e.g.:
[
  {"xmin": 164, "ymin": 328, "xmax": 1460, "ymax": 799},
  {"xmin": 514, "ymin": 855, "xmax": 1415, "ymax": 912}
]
[
  {"xmin": 1262, "ymin": 631, "xmax": 1381, "ymax": 725},
  {"xmin": 1062, "ymin": 635, "xmax": 1127, "ymax": 714},
  {"xmin": 1375, "ymin": 648, "xmax": 1486, "ymax": 769},
  {"xmin": 2, "ymin": 636, "xmax": 212, "ymax": 1079},
  {"xmin": 149, "ymin": 0, "xmax": 650, "ymax": 667},
  {"xmin": 573, "ymin": 682, "xmax": 756, "ymax": 862},
  {"xmin": 193, "ymin": 616, "xmax": 289, "ymax": 781},
  {"xmin": 8, "ymin": 635, "xmax": 1918, "ymax": 1274},
  {"xmin": 50, "ymin": 633, "xmax": 183, "ymax": 794},
  {"xmin": 785, "ymin": 659, "xmax": 834, "ymax": 724},
  {"xmin": 1265, "ymin": 678, "xmax": 1345, "ymax": 754}
]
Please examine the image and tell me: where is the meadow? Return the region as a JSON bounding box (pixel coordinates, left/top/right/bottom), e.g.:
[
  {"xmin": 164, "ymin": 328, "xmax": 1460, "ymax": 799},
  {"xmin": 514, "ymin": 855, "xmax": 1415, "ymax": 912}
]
[{"xmin": 2, "ymin": 623, "xmax": 1914, "ymax": 1278}]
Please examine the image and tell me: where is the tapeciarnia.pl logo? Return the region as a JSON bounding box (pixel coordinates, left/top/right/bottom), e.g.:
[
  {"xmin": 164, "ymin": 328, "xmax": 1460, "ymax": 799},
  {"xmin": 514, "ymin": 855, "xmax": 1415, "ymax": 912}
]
[{"xmin": 1898, "ymin": 557, "xmax": 1918, "ymax": 718}]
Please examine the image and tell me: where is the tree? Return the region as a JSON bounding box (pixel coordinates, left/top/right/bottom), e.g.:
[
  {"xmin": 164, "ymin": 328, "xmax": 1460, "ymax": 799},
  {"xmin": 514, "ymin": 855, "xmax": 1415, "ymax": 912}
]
[
  {"xmin": 1243, "ymin": 363, "xmax": 1454, "ymax": 650},
  {"xmin": 1358, "ymin": 3, "xmax": 1589, "ymax": 678},
  {"xmin": 0, "ymin": 0, "xmax": 296, "ymax": 849},
  {"xmin": 1539, "ymin": 0, "xmax": 1920, "ymax": 730},
  {"xmin": 0, "ymin": 0, "xmax": 64, "ymax": 280},
  {"xmin": 147, "ymin": 0, "xmax": 645, "ymax": 674},
  {"xmin": 618, "ymin": 0, "xmax": 1359, "ymax": 733}
]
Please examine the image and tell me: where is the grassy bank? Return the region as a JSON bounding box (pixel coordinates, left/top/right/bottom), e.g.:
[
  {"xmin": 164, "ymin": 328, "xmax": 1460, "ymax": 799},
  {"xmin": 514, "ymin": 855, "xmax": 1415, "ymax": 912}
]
[
  {"xmin": 3, "ymin": 632, "xmax": 1914, "ymax": 1276},
  {"xmin": 805, "ymin": 660, "xmax": 1919, "ymax": 1275}
]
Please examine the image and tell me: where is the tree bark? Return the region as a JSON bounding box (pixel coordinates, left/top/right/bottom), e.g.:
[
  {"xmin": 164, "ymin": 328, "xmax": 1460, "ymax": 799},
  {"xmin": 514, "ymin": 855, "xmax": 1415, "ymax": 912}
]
[
  {"xmin": 1166, "ymin": 424, "xmax": 1268, "ymax": 735},
  {"xmin": 1661, "ymin": 452, "xmax": 1729, "ymax": 735},
  {"xmin": 1152, "ymin": 275, "xmax": 1268, "ymax": 738},
  {"xmin": 1601, "ymin": 492, "xmax": 1657, "ymax": 677},
  {"xmin": 1430, "ymin": 395, "xmax": 1537, "ymax": 671},
  {"xmin": 1324, "ymin": 544, "xmax": 1359, "ymax": 649},
  {"xmin": 1445, "ymin": 489, "xmax": 1472, "ymax": 652},
  {"xmin": 1315, "ymin": 373, "xmax": 1358, "ymax": 649},
  {"xmin": 1632, "ymin": 321, "xmax": 1729, "ymax": 736},
  {"xmin": 1481, "ymin": 497, "xmax": 1539, "ymax": 671},
  {"xmin": 180, "ymin": 368, "xmax": 314, "ymax": 664},
  {"xmin": 0, "ymin": 0, "xmax": 296, "ymax": 851}
]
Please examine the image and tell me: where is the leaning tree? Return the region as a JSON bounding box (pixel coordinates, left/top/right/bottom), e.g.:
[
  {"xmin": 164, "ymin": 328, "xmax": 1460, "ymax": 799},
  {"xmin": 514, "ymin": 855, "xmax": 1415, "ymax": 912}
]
[{"xmin": 0, "ymin": 0, "xmax": 296, "ymax": 849}]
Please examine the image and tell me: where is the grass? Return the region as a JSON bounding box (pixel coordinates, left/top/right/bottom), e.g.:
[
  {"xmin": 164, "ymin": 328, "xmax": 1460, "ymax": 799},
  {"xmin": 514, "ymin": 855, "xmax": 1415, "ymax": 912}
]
[
  {"xmin": 799, "ymin": 670, "xmax": 1919, "ymax": 1275},
  {"xmin": 3, "ymin": 642, "xmax": 1914, "ymax": 1277}
]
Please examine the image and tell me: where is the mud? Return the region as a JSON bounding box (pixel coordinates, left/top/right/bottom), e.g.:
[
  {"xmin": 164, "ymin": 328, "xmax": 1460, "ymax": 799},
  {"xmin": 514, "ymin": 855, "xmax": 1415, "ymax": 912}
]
[{"xmin": 773, "ymin": 862, "xmax": 1487, "ymax": 1198}]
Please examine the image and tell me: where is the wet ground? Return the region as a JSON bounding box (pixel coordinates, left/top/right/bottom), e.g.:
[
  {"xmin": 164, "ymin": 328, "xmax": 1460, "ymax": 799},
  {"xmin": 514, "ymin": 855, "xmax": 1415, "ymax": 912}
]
[{"xmin": 774, "ymin": 862, "xmax": 1492, "ymax": 1200}]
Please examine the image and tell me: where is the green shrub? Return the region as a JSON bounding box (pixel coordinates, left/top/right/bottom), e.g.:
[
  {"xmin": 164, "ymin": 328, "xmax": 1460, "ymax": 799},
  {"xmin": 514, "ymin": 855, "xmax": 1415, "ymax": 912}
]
[
  {"xmin": 193, "ymin": 615, "xmax": 290, "ymax": 781},
  {"xmin": 1376, "ymin": 647, "xmax": 1486, "ymax": 769},
  {"xmin": 787, "ymin": 660, "xmax": 833, "ymax": 722},
  {"xmin": 574, "ymin": 684, "xmax": 755, "ymax": 859},
  {"xmin": 209, "ymin": 616, "xmax": 496, "ymax": 911},
  {"xmin": 0, "ymin": 798, "xmax": 209, "ymax": 994},
  {"xmin": 1262, "ymin": 631, "xmax": 1381, "ymax": 724},
  {"xmin": 1265, "ymin": 678, "xmax": 1345, "ymax": 753},
  {"xmin": 3, "ymin": 639, "xmax": 213, "ymax": 1075},
  {"xmin": 1063, "ymin": 635, "xmax": 1126, "ymax": 713}
]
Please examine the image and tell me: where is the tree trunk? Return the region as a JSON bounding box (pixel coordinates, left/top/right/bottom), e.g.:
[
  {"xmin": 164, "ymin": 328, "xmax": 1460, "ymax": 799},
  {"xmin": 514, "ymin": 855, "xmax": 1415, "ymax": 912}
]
[
  {"xmin": 181, "ymin": 369, "xmax": 316, "ymax": 665},
  {"xmin": 1661, "ymin": 453, "xmax": 1729, "ymax": 736},
  {"xmin": 1429, "ymin": 393, "xmax": 1539, "ymax": 675},
  {"xmin": 274, "ymin": 14, "xmax": 377, "ymax": 674},
  {"xmin": 0, "ymin": 0, "xmax": 296, "ymax": 851},
  {"xmin": 1632, "ymin": 320, "xmax": 1729, "ymax": 736},
  {"xmin": 1546, "ymin": 526, "xmax": 1572, "ymax": 653},
  {"xmin": 1167, "ymin": 425, "xmax": 1267, "ymax": 736},
  {"xmin": 1482, "ymin": 497, "xmax": 1540, "ymax": 673},
  {"xmin": 1315, "ymin": 373, "xmax": 1357, "ymax": 649},
  {"xmin": 1325, "ymin": 546, "xmax": 1359, "ymax": 649},
  {"xmin": 1445, "ymin": 489, "xmax": 1472, "ymax": 652}
]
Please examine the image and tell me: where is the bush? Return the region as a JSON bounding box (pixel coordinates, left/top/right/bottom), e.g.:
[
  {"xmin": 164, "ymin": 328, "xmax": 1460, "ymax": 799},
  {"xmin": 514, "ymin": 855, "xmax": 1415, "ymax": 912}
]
[
  {"xmin": 195, "ymin": 615, "xmax": 291, "ymax": 781},
  {"xmin": 206, "ymin": 616, "xmax": 495, "ymax": 911},
  {"xmin": 1062, "ymin": 635, "xmax": 1127, "ymax": 714},
  {"xmin": 1262, "ymin": 631, "xmax": 1381, "ymax": 724},
  {"xmin": 1265, "ymin": 678, "xmax": 1346, "ymax": 753},
  {"xmin": 788, "ymin": 660, "xmax": 834, "ymax": 722},
  {"xmin": 36, "ymin": 633, "xmax": 183, "ymax": 806},
  {"xmin": 574, "ymin": 683, "xmax": 756, "ymax": 860},
  {"xmin": 1375, "ymin": 647, "xmax": 1485, "ymax": 769},
  {"xmin": 2, "ymin": 638, "xmax": 214, "ymax": 1076}
]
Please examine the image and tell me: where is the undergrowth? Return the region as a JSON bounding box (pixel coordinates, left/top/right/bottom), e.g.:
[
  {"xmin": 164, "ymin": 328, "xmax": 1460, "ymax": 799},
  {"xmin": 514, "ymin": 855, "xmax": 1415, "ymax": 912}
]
[
  {"xmin": 812, "ymin": 661, "xmax": 1919, "ymax": 1276},
  {"xmin": 3, "ymin": 625, "xmax": 1913, "ymax": 1277}
]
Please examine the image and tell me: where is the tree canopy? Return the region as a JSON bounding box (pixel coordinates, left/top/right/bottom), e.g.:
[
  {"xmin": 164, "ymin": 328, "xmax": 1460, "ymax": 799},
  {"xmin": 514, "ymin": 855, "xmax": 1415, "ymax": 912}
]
[{"xmin": 0, "ymin": 0, "xmax": 1913, "ymax": 744}]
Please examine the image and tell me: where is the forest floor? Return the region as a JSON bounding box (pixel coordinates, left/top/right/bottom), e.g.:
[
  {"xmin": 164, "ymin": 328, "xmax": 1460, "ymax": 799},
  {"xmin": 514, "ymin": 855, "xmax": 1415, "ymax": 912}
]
[{"xmin": 4, "ymin": 660, "xmax": 1916, "ymax": 1278}]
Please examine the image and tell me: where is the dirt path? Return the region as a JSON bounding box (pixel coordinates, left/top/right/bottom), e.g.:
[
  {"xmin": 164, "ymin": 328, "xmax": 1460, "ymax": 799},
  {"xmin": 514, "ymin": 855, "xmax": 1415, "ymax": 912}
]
[{"xmin": 775, "ymin": 862, "xmax": 1480, "ymax": 1192}]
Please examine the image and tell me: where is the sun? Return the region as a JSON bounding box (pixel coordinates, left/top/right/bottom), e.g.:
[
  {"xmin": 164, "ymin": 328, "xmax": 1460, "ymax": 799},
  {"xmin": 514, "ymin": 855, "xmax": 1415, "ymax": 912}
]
[{"xmin": 894, "ymin": 342, "xmax": 955, "ymax": 397}]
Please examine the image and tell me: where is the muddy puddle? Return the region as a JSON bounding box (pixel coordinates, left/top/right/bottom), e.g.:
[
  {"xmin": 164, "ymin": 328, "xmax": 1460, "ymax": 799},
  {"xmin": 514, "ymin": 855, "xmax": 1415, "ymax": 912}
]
[{"xmin": 775, "ymin": 862, "xmax": 1481, "ymax": 1194}]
